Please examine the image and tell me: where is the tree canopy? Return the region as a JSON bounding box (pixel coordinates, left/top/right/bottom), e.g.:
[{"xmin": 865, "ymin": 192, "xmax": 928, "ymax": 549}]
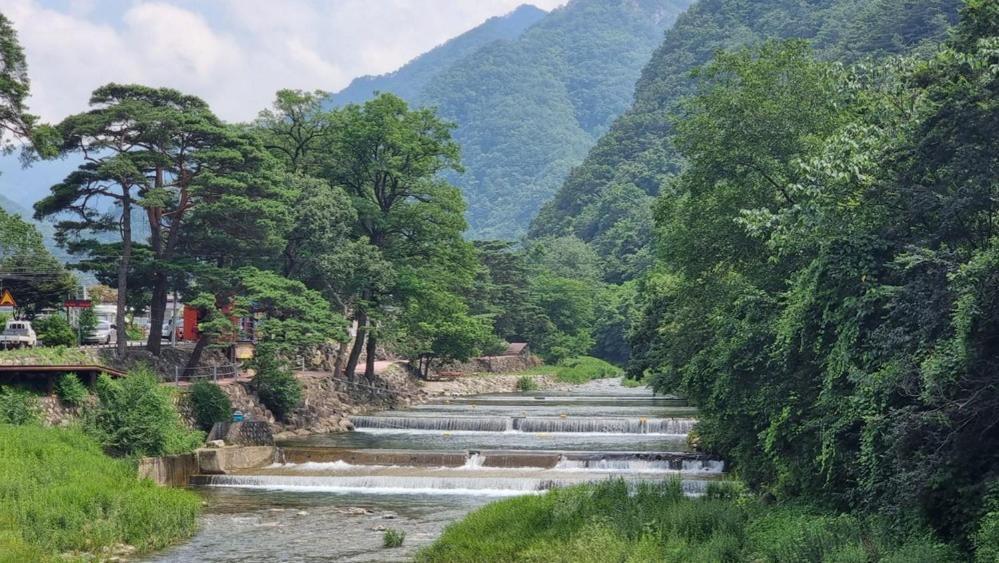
[{"xmin": 628, "ymin": 1, "xmax": 998, "ymax": 548}]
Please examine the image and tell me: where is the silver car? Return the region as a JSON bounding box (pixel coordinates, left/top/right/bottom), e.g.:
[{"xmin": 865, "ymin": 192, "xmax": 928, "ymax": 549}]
[{"xmin": 83, "ymin": 320, "xmax": 116, "ymax": 344}]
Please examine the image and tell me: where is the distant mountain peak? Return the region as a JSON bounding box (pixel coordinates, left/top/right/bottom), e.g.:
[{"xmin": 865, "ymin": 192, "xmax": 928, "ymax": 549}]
[{"xmin": 327, "ymin": 4, "xmax": 546, "ymax": 108}]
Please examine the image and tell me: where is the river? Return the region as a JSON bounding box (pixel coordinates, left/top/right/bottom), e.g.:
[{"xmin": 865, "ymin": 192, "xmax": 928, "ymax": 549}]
[{"xmin": 150, "ymin": 378, "xmax": 722, "ymax": 562}]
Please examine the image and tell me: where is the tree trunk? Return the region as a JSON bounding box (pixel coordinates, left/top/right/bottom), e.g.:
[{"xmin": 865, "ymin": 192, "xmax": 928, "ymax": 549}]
[
  {"xmin": 145, "ymin": 167, "xmax": 165, "ymax": 355},
  {"xmin": 344, "ymin": 311, "xmax": 367, "ymax": 379},
  {"xmin": 184, "ymin": 333, "xmax": 210, "ymax": 378},
  {"xmin": 364, "ymin": 333, "xmax": 377, "ymax": 379},
  {"xmin": 145, "ymin": 272, "xmax": 167, "ymax": 355},
  {"xmin": 115, "ymin": 196, "xmax": 132, "ymax": 357}
]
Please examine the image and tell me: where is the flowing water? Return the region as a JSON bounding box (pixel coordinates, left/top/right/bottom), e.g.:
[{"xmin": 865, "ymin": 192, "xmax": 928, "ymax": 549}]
[{"xmin": 150, "ymin": 378, "xmax": 723, "ymax": 562}]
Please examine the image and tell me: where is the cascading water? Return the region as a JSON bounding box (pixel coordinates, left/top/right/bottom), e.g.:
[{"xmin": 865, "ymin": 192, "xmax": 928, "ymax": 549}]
[
  {"xmin": 350, "ymin": 415, "xmax": 513, "ymax": 432},
  {"xmin": 158, "ymin": 378, "xmax": 728, "ymax": 562},
  {"xmin": 351, "ymin": 415, "xmax": 696, "ymax": 434}
]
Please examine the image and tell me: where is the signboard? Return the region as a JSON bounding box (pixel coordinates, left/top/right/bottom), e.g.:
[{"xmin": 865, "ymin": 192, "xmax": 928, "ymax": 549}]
[
  {"xmin": 64, "ymin": 299, "xmax": 93, "ymax": 309},
  {"xmin": 0, "ymin": 289, "xmax": 16, "ymax": 307}
]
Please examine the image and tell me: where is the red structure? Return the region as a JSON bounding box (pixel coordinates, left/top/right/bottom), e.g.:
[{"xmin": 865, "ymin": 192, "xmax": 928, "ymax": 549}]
[{"xmin": 182, "ymin": 305, "xmax": 201, "ymax": 341}]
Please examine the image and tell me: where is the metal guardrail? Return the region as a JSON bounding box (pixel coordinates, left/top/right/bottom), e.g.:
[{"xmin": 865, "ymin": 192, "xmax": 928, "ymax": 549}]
[{"xmin": 172, "ymin": 363, "xmax": 242, "ymax": 383}]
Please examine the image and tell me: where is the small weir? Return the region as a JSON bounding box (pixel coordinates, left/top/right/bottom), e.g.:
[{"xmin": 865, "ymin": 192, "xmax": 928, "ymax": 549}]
[
  {"xmin": 351, "ymin": 414, "xmax": 697, "ymax": 434},
  {"xmin": 159, "ymin": 379, "xmax": 726, "ymax": 562}
]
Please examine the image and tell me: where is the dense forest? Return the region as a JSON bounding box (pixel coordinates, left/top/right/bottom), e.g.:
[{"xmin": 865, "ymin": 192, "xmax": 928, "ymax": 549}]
[
  {"xmin": 328, "ymin": 4, "xmax": 547, "ymax": 107},
  {"xmin": 530, "ymin": 0, "xmax": 962, "ymax": 282},
  {"xmin": 328, "ymin": 0, "xmax": 694, "ymax": 239},
  {"xmin": 624, "ymin": 0, "xmax": 998, "ymax": 553}
]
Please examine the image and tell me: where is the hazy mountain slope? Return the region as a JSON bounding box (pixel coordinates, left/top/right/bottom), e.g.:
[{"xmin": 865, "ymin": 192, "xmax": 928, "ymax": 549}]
[
  {"xmin": 528, "ymin": 0, "xmax": 961, "ymax": 281},
  {"xmin": 327, "ymin": 0, "xmax": 694, "ymax": 240},
  {"xmin": 421, "ymin": 0, "xmax": 693, "ymax": 239},
  {"xmin": 327, "ymin": 4, "xmax": 547, "ymax": 107}
]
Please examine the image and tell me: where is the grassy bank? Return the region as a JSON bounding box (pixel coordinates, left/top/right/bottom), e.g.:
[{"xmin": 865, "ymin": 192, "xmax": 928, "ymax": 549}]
[
  {"xmin": 515, "ymin": 356, "xmax": 623, "ymax": 384},
  {"xmin": 417, "ymin": 480, "xmax": 960, "ymax": 562},
  {"xmin": 0, "ymin": 425, "xmax": 201, "ymax": 561}
]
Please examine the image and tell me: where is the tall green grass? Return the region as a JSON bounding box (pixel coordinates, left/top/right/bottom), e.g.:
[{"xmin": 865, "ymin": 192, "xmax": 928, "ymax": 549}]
[
  {"xmin": 0, "ymin": 425, "xmax": 200, "ymax": 561},
  {"xmin": 416, "ymin": 480, "xmax": 963, "ymax": 562},
  {"xmin": 509, "ymin": 356, "xmax": 624, "ymax": 384},
  {"xmin": 553, "ymin": 356, "xmax": 623, "ymax": 384}
]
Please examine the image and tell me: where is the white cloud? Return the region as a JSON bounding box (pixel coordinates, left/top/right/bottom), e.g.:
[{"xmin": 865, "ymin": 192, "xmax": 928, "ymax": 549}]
[{"xmin": 6, "ymin": 0, "xmax": 566, "ymax": 123}]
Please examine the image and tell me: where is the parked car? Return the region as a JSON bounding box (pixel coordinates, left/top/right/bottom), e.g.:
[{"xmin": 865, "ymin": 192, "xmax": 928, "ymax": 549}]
[
  {"xmin": 82, "ymin": 320, "xmax": 116, "ymax": 344},
  {"xmin": 161, "ymin": 318, "xmax": 181, "ymax": 341},
  {"xmin": 0, "ymin": 320, "xmax": 37, "ymax": 349}
]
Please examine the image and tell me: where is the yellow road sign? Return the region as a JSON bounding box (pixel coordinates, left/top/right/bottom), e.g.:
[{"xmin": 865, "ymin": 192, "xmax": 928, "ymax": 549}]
[{"xmin": 0, "ymin": 289, "xmax": 16, "ymax": 307}]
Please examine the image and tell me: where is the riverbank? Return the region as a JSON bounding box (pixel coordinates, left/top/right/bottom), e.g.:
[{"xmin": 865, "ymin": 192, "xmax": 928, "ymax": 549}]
[
  {"xmin": 0, "ymin": 425, "xmax": 200, "ymax": 561},
  {"xmin": 152, "ymin": 377, "xmax": 706, "ymax": 561},
  {"xmin": 416, "ymin": 480, "xmax": 962, "ymax": 562}
]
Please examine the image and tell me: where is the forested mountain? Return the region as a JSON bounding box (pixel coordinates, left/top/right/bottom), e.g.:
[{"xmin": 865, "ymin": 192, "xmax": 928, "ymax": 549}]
[
  {"xmin": 327, "ymin": 0, "xmax": 694, "ymax": 239},
  {"xmin": 529, "ymin": 0, "xmax": 961, "ymax": 281},
  {"xmin": 327, "ymin": 4, "xmax": 546, "ymax": 107},
  {"xmin": 0, "ymin": 193, "xmax": 71, "ymax": 263}
]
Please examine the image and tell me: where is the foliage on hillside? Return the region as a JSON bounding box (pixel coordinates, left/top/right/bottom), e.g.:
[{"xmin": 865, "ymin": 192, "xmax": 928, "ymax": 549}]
[
  {"xmin": 530, "ymin": 0, "xmax": 962, "ymax": 282},
  {"xmin": 327, "ymin": 4, "xmax": 546, "ymax": 107},
  {"xmin": 629, "ymin": 1, "xmax": 998, "ymax": 550}
]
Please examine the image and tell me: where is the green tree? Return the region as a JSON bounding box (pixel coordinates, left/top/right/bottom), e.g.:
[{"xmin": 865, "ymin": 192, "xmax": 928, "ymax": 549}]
[
  {"xmin": 33, "ymin": 314, "xmax": 75, "ymax": 347},
  {"xmin": 0, "ymin": 209, "xmax": 76, "ymax": 315},
  {"xmin": 34, "ymin": 85, "xmax": 161, "ymax": 354},
  {"xmin": 255, "ymin": 89, "xmax": 332, "ymax": 175},
  {"xmin": 629, "ymin": 2, "xmax": 999, "ymax": 547},
  {"xmin": 0, "ymin": 12, "xmax": 55, "ymax": 159},
  {"xmin": 76, "ymin": 305, "xmax": 97, "ymax": 342},
  {"xmin": 324, "ymin": 94, "xmax": 472, "ymax": 378}
]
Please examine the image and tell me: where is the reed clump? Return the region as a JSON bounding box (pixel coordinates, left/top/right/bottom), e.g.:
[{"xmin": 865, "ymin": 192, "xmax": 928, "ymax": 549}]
[
  {"xmin": 416, "ymin": 480, "xmax": 960, "ymax": 562},
  {"xmin": 0, "ymin": 424, "xmax": 201, "ymax": 560}
]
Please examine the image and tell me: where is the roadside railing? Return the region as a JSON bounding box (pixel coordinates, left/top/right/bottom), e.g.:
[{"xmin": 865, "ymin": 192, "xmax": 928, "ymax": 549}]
[{"xmin": 172, "ymin": 363, "xmax": 242, "ymax": 383}]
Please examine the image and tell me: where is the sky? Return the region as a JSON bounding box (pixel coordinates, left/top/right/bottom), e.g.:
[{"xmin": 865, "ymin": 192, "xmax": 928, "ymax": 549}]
[
  {"xmin": 0, "ymin": 0, "xmax": 566, "ymax": 208},
  {"xmin": 4, "ymin": 0, "xmax": 566, "ymax": 124}
]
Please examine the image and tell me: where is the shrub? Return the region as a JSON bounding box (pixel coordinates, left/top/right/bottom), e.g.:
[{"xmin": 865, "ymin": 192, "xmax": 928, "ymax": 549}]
[
  {"xmin": 975, "ymin": 484, "xmax": 999, "ymax": 562},
  {"xmin": 77, "ymin": 306, "xmax": 98, "ymax": 340},
  {"xmin": 0, "ymin": 386, "xmax": 41, "ymax": 425},
  {"xmin": 0, "ymin": 425, "xmax": 200, "ymax": 558},
  {"xmin": 516, "ymin": 376, "xmax": 538, "ymax": 392},
  {"xmin": 85, "ymin": 370, "xmax": 203, "ymax": 457},
  {"xmin": 555, "ymin": 356, "xmax": 623, "ymax": 384},
  {"xmin": 55, "ymin": 373, "xmax": 88, "ymax": 407},
  {"xmin": 252, "ymin": 354, "xmax": 301, "ymax": 421},
  {"xmin": 384, "ymin": 528, "xmax": 406, "ymax": 548},
  {"xmin": 189, "ymin": 381, "xmax": 232, "ymax": 431},
  {"xmin": 33, "ymin": 314, "xmax": 76, "ymax": 347},
  {"xmin": 125, "ymin": 324, "xmax": 143, "ymax": 341}
]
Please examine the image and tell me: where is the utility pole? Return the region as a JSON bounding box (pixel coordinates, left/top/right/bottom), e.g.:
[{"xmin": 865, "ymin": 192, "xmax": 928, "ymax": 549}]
[{"xmin": 171, "ymin": 289, "xmax": 178, "ymax": 347}]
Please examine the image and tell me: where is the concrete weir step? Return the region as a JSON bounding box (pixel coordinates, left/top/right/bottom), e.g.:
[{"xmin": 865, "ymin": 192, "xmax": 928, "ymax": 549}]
[
  {"xmin": 278, "ymin": 447, "xmax": 723, "ymax": 472},
  {"xmin": 432, "ymin": 395, "xmax": 689, "ymax": 408}
]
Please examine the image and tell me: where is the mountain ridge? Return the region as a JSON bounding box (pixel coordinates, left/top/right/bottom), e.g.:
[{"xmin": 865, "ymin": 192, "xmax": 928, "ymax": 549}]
[
  {"xmin": 327, "ymin": 4, "xmax": 547, "ymax": 107},
  {"xmin": 327, "ymin": 0, "xmax": 695, "ymax": 240},
  {"xmin": 528, "ymin": 0, "xmax": 962, "ymax": 281}
]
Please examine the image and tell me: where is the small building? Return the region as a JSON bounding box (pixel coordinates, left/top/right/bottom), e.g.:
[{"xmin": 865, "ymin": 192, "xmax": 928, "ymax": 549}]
[{"xmin": 504, "ymin": 342, "xmax": 530, "ymax": 357}]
